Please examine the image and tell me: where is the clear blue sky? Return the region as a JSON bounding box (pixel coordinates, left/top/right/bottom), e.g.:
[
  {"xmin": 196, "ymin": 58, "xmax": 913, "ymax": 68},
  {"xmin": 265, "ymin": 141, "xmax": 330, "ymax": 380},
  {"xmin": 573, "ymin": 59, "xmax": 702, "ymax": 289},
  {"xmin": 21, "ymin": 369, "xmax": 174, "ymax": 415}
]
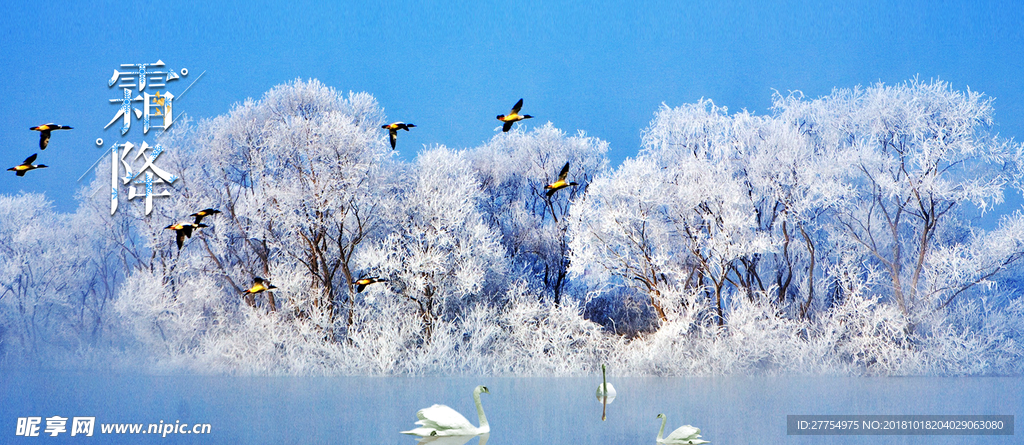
[{"xmin": 2, "ymin": 0, "xmax": 1023, "ymax": 219}]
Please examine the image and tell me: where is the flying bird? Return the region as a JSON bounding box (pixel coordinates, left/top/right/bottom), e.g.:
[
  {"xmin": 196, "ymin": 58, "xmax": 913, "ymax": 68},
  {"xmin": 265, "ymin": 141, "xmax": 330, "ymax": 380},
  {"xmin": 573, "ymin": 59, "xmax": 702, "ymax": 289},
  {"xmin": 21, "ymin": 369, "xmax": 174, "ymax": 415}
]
[
  {"xmin": 402, "ymin": 385, "xmax": 490, "ymax": 437},
  {"xmin": 496, "ymin": 98, "xmax": 532, "ymax": 132},
  {"xmin": 243, "ymin": 277, "xmax": 277, "ymax": 295},
  {"xmin": 7, "ymin": 154, "xmax": 47, "ymax": 176},
  {"xmin": 544, "ymin": 162, "xmax": 578, "ymax": 197},
  {"xmin": 189, "ymin": 208, "xmax": 221, "ymax": 225},
  {"xmin": 164, "ymin": 222, "xmax": 208, "ymax": 250},
  {"xmin": 30, "ymin": 123, "xmax": 73, "ymax": 150},
  {"xmin": 382, "ymin": 122, "xmax": 416, "ymax": 149},
  {"xmin": 352, "ymin": 276, "xmax": 387, "ymax": 293}
]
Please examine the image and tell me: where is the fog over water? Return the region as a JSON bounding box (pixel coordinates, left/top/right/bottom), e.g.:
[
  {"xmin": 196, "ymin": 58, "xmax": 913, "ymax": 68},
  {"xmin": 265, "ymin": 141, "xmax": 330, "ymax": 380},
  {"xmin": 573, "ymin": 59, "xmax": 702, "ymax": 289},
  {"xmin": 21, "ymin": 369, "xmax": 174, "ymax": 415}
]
[{"xmin": 3, "ymin": 371, "xmax": 1019, "ymax": 444}]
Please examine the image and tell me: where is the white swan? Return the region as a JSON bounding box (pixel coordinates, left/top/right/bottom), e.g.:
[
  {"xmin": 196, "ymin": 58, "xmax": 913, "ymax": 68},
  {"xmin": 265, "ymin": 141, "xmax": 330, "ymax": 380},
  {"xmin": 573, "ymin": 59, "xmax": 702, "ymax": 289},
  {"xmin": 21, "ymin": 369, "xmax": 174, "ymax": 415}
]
[
  {"xmin": 595, "ymin": 364, "xmax": 616, "ymax": 420},
  {"xmin": 402, "ymin": 385, "xmax": 490, "ymax": 437},
  {"xmin": 656, "ymin": 413, "xmax": 709, "ymax": 444}
]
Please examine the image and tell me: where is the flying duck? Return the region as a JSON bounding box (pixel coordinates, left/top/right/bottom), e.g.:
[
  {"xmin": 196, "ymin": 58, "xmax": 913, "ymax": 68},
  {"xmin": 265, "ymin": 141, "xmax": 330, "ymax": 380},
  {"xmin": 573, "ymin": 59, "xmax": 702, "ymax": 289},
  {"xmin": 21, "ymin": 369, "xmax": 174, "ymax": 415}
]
[
  {"xmin": 544, "ymin": 161, "xmax": 578, "ymax": 197},
  {"xmin": 7, "ymin": 154, "xmax": 47, "ymax": 176},
  {"xmin": 189, "ymin": 208, "xmax": 221, "ymax": 225},
  {"xmin": 381, "ymin": 122, "xmax": 416, "ymax": 150},
  {"xmin": 30, "ymin": 123, "xmax": 73, "ymax": 150},
  {"xmin": 352, "ymin": 276, "xmax": 387, "ymax": 293},
  {"xmin": 243, "ymin": 277, "xmax": 277, "ymax": 295},
  {"xmin": 164, "ymin": 222, "xmax": 208, "ymax": 250},
  {"xmin": 496, "ymin": 98, "xmax": 532, "ymax": 132}
]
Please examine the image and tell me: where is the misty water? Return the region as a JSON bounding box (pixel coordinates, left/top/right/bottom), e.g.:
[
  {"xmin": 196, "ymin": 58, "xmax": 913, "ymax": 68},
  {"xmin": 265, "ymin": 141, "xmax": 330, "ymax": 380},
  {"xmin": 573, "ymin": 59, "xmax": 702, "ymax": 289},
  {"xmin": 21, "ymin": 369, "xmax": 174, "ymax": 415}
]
[{"xmin": 2, "ymin": 371, "xmax": 1019, "ymax": 444}]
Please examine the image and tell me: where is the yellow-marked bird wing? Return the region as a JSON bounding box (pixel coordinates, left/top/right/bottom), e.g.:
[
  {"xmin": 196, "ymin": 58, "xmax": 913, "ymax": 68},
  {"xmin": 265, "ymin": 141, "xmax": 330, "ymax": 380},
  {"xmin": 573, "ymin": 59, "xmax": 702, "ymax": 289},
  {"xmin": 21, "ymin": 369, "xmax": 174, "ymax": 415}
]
[
  {"xmin": 510, "ymin": 98, "xmax": 523, "ymax": 115},
  {"xmin": 31, "ymin": 124, "xmax": 71, "ymax": 131},
  {"xmin": 557, "ymin": 161, "xmax": 570, "ymax": 182},
  {"xmin": 190, "ymin": 208, "xmax": 220, "ymax": 224}
]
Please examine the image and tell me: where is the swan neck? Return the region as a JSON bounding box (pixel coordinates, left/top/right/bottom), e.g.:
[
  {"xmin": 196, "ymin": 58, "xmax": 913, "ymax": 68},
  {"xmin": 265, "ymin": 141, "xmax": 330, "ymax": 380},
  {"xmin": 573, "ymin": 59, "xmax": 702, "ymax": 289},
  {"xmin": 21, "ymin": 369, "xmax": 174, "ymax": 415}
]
[
  {"xmin": 474, "ymin": 388, "xmax": 489, "ymax": 431},
  {"xmin": 657, "ymin": 416, "xmax": 667, "ymax": 440},
  {"xmin": 602, "ymin": 365, "xmax": 607, "ymax": 389}
]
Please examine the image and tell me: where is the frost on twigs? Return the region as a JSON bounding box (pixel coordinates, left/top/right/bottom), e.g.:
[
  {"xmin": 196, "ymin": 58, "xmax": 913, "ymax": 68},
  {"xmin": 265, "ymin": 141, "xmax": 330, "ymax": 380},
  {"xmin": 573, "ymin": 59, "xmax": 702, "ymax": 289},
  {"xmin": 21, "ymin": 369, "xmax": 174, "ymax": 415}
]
[{"xmin": 3, "ymin": 79, "xmax": 1024, "ymax": 376}]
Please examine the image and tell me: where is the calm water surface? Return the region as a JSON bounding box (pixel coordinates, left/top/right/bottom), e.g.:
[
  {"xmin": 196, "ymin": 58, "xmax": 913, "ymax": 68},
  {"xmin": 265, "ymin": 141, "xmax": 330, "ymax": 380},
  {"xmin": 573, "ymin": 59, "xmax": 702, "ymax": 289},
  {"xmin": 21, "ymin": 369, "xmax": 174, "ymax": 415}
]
[{"xmin": 1, "ymin": 370, "xmax": 1019, "ymax": 444}]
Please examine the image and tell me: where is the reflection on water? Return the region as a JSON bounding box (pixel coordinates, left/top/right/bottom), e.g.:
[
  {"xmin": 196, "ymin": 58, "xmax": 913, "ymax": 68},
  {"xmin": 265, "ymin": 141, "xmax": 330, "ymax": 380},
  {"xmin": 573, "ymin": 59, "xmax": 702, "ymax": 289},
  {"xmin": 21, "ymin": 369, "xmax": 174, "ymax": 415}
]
[
  {"xmin": 414, "ymin": 433, "xmax": 488, "ymax": 445},
  {"xmin": 597, "ymin": 364, "xmax": 616, "ymax": 422},
  {"xmin": 0, "ymin": 371, "xmax": 1019, "ymax": 444}
]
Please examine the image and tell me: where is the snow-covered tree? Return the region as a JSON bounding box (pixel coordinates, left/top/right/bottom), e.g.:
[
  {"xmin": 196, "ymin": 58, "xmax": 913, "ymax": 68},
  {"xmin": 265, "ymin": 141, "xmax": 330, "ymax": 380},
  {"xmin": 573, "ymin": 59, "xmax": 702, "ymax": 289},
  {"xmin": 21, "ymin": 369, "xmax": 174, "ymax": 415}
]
[
  {"xmin": 154, "ymin": 79, "xmax": 393, "ymax": 330},
  {"xmin": 0, "ymin": 193, "xmax": 119, "ymax": 361},
  {"xmin": 773, "ymin": 80, "xmax": 1024, "ymax": 316},
  {"xmin": 358, "ymin": 146, "xmax": 508, "ymax": 340},
  {"xmin": 5, "ymin": 77, "xmax": 1023, "ymax": 376},
  {"xmin": 570, "ymin": 80, "xmax": 1024, "ymax": 332},
  {"xmin": 469, "ymin": 123, "xmax": 609, "ymax": 304}
]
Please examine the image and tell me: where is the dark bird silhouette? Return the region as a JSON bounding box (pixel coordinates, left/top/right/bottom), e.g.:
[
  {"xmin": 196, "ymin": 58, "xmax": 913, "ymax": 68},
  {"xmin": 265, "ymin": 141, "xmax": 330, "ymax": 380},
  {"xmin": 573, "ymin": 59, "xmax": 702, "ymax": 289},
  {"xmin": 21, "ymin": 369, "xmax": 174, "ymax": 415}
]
[
  {"xmin": 243, "ymin": 277, "xmax": 277, "ymax": 295},
  {"xmin": 496, "ymin": 98, "xmax": 532, "ymax": 132},
  {"xmin": 189, "ymin": 208, "xmax": 221, "ymax": 225},
  {"xmin": 381, "ymin": 122, "xmax": 416, "ymax": 149},
  {"xmin": 30, "ymin": 123, "xmax": 73, "ymax": 150},
  {"xmin": 7, "ymin": 154, "xmax": 47, "ymax": 176},
  {"xmin": 164, "ymin": 222, "xmax": 208, "ymax": 250},
  {"xmin": 544, "ymin": 162, "xmax": 578, "ymax": 197},
  {"xmin": 352, "ymin": 276, "xmax": 387, "ymax": 293}
]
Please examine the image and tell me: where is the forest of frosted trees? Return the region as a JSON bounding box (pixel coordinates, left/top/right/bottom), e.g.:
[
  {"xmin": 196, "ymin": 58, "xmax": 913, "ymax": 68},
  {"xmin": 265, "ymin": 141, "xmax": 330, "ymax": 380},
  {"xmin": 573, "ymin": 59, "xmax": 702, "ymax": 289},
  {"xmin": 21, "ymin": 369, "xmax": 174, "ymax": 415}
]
[{"xmin": 2, "ymin": 78, "xmax": 1024, "ymax": 376}]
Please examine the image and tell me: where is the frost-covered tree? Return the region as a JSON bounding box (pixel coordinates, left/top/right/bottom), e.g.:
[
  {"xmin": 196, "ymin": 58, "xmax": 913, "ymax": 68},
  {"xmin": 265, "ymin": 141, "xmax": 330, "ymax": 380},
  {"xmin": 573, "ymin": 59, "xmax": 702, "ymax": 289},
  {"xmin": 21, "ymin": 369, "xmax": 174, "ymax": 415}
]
[
  {"xmin": 6, "ymin": 77, "xmax": 1023, "ymax": 376},
  {"xmin": 358, "ymin": 147, "xmax": 508, "ymax": 340},
  {"xmin": 568, "ymin": 100, "xmax": 830, "ymax": 325},
  {"xmin": 0, "ymin": 193, "xmax": 119, "ymax": 361},
  {"xmin": 469, "ymin": 123, "xmax": 609, "ymax": 304},
  {"xmin": 154, "ymin": 79, "xmax": 392, "ymax": 328},
  {"xmin": 570, "ymin": 80, "xmax": 1024, "ymax": 332},
  {"xmin": 773, "ymin": 80, "xmax": 1024, "ymax": 316}
]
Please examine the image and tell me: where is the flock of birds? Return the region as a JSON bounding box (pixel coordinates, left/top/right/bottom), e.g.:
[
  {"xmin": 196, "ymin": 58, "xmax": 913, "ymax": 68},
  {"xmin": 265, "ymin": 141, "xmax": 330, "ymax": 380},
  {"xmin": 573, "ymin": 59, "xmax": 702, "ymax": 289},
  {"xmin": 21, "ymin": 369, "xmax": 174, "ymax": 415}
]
[
  {"xmin": 6, "ymin": 123, "xmax": 72, "ymax": 176},
  {"xmin": 161, "ymin": 208, "xmax": 387, "ymax": 297},
  {"xmin": 8, "ymin": 100, "xmax": 580, "ymax": 301},
  {"xmin": 401, "ymin": 365, "xmax": 709, "ymax": 444},
  {"xmin": 161, "ymin": 99, "xmax": 573, "ymax": 298},
  {"xmin": 382, "ymin": 98, "xmax": 533, "ymax": 150},
  {"xmin": 381, "ymin": 98, "xmax": 578, "ymax": 197},
  {"xmin": 12, "ymin": 105, "xmax": 708, "ymax": 444},
  {"xmin": 151, "ymin": 200, "xmax": 397, "ymax": 300}
]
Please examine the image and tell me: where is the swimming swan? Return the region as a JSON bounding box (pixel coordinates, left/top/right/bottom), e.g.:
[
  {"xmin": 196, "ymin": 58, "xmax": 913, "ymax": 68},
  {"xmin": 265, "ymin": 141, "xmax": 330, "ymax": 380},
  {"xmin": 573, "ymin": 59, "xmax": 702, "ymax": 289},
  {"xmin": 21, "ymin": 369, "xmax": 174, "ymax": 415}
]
[
  {"xmin": 402, "ymin": 385, "xmax": 490, "ymax": 437},
  {"xmin": 656, "ymin": 413, "xmax": 709, "ymax": 444},
  {"xmin": 596, "ymin": 364, "xmax": 616, "ymax": 420}
]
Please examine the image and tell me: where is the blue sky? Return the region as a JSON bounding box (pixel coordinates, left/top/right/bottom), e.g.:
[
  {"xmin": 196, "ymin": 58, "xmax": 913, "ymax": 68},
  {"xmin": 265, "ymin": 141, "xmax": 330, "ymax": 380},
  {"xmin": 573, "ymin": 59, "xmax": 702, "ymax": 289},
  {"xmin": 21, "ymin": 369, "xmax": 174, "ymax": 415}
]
[{"xmin": 2, "ymin": 0, "xmax": 1023, "ymax": 219}]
